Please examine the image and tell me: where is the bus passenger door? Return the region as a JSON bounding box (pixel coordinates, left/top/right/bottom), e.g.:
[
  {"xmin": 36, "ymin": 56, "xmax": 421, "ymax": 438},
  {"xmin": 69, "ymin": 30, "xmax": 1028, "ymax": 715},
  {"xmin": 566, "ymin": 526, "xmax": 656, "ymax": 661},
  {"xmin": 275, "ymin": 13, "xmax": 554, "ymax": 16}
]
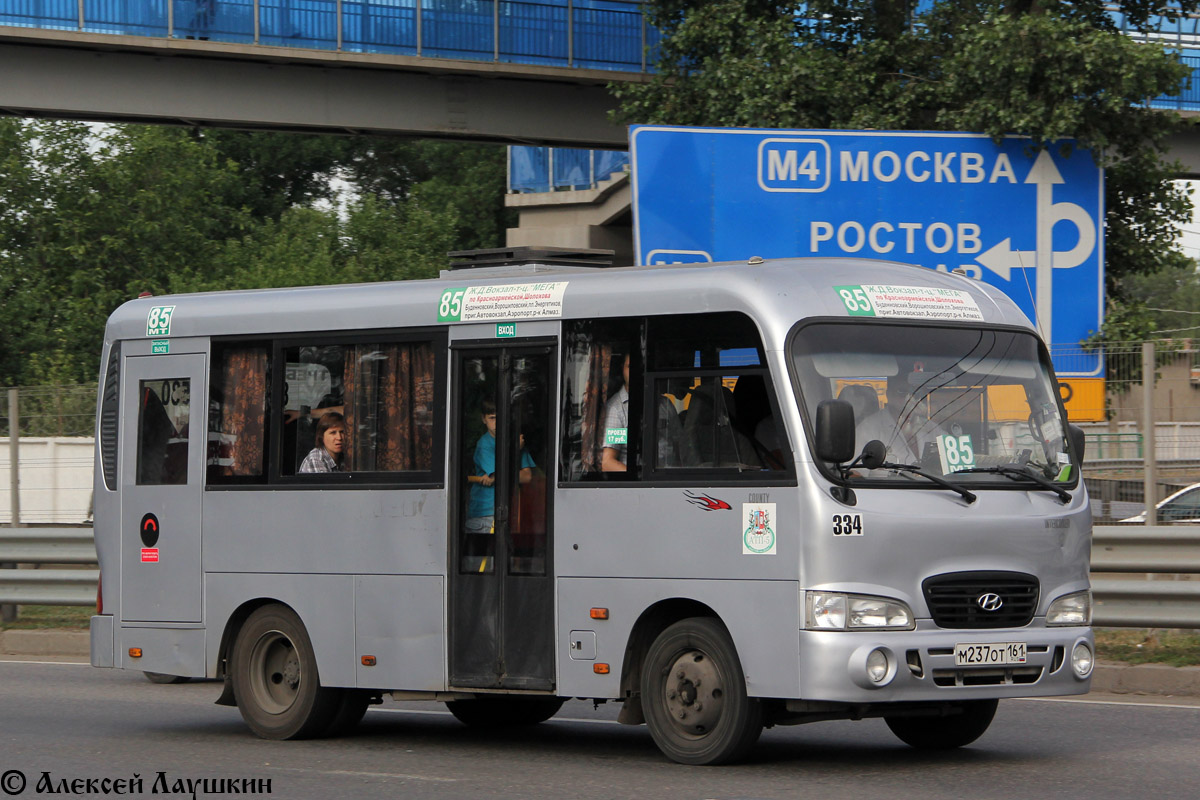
[
  {"xmin": 450, "ymin": 344, "xmax": 556, "ymax": 690},
  {"xmin": 119, "ymin": 354, "xmax": 205, "ymax": 623}
]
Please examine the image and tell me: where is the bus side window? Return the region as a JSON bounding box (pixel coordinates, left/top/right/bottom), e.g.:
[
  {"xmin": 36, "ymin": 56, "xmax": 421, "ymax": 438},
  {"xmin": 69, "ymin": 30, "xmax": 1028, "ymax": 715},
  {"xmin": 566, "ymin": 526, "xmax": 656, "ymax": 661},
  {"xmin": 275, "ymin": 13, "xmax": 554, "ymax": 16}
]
[
  {"xmin": 281, "ymin": 339, "xmax": 438, "ymax": 477},
  {"xmin": 646, "ymin": 312, "xmax": 790, "ymax": 474},
  {"xmin": 208, "ymin": 345, "xmax": 269, "ymax": 484},
  {"xmin": 561, "ymin": 318, "xmax": 644, "ymax": 481}
]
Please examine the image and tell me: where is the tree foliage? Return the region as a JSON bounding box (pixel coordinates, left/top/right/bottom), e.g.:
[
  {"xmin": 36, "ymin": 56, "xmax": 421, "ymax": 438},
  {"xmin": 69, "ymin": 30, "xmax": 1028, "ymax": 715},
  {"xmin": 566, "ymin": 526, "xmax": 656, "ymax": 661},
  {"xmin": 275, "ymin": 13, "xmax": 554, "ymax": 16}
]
[
  {"xmin": 614, "ymin": 0, "xmax": 1198, "ymax": 311},
  {"xmin": 0, "ymin": 121, "xmax": 509, "ymax": 387}
]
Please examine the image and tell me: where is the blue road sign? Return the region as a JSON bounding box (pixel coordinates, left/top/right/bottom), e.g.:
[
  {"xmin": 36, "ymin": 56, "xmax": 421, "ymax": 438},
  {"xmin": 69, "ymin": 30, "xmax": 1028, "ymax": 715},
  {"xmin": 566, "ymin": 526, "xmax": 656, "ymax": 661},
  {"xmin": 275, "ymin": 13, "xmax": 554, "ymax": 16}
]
[{"xmin": 630, "ymin": 126, "xmax": 1105, "ymax": 377}]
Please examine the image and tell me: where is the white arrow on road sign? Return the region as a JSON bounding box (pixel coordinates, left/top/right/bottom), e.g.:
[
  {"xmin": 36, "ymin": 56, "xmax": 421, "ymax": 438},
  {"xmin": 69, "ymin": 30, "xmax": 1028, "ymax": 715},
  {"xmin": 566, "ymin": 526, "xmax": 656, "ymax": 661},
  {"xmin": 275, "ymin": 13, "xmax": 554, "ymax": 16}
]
[{"xmin": 974, "ymin": 150, "xmax": 1097, "ymax": 342}]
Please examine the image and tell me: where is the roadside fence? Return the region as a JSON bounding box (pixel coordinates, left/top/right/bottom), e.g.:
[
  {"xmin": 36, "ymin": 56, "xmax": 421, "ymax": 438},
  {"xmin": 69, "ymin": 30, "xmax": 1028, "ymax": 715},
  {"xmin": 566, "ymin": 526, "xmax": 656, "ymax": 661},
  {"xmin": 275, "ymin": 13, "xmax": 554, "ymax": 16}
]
[
  {"xmin": 1054, "ymin": 339, "xmax": 1200, "ymax": 524},
  {"xmin": 2, "ymin": 385, "xmax": 96, "ymax": 526}
]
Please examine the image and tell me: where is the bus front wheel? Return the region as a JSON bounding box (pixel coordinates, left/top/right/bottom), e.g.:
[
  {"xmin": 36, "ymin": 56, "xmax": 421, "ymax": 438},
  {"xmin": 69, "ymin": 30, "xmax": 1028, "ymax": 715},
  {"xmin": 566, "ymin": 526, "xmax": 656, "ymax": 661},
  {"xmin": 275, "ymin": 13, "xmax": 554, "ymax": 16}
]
[
  {"xmin": 885, "ymin": 699, "xmax": 998, "ymax": 749},
  {"xmin": 231, "ymin": 604, "xmax": 341, "ymax": 740},
  {"xmin": 640, "ymin": 617, "xmax": 763, "ymax": 765}
]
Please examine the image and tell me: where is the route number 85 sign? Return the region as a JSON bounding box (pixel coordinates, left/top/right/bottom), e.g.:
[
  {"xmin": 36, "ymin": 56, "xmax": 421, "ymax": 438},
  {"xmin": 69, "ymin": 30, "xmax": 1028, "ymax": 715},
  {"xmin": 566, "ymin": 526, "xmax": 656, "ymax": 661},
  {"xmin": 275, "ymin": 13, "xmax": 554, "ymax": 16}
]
[{"xmin": 935, "ymin": 433, "xmax": 975, "ymax": 474}]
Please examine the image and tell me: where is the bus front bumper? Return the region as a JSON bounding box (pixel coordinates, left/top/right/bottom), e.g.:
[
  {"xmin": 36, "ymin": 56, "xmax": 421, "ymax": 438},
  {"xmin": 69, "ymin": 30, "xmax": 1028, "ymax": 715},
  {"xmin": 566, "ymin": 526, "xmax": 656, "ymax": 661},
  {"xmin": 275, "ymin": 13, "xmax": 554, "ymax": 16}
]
[{"xmin": 796, "ymin": 625, "xmax": 1093, "ymax": 704}]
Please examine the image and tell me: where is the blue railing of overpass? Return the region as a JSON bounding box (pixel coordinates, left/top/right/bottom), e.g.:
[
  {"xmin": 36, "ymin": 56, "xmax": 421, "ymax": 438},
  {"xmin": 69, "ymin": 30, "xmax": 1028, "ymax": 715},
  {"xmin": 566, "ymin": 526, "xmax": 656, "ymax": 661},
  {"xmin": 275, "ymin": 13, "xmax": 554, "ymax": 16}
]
[
  {"xmin": 1106, "ymin": 6, "xmax": 1200, "ymax": 110},
  {"xmin": 1151, "ymin": 52, "xmax": 1200, "ymax": 109},
  {"xmin": 0, "ymin": 0, "xmax": 658, "ymax": 71},
  {"xmin": 4, "ymin": 2, "xmax": 1200, "ymax": 103}
]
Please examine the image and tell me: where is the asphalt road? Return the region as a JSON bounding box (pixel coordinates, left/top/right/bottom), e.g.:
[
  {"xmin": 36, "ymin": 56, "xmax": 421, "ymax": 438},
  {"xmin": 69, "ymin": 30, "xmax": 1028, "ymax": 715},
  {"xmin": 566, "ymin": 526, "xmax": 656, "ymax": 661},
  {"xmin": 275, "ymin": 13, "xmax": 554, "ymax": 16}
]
[{"xmin": 1, "ymin": 657, "xmax": 1198, "ymax": 800}]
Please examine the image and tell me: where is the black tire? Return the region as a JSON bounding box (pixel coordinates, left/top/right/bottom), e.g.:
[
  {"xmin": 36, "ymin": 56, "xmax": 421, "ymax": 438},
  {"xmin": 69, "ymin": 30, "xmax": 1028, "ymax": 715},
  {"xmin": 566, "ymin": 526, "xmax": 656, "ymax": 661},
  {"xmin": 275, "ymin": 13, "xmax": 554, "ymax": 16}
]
[
  {"xmin": 640, "ymin": 617, "xmax": 763, "ymax": 765},
  {"xmin": 445, "ymin": 696, "xmax": 565, "ymax": 727},
  {"xmin": 324, "ymin": 690, "xmax": 372, "ymax": 736},
  {"xmin": 231, "ymin": 604, "xmax": 342, "ymax": 740},
  {"xmin": 143, "ymin": 672, "xmax": 190, "ymax": 685},
  {"xmin": 885, "ymin": 699, "xmax": 999, "ymax": 750}
]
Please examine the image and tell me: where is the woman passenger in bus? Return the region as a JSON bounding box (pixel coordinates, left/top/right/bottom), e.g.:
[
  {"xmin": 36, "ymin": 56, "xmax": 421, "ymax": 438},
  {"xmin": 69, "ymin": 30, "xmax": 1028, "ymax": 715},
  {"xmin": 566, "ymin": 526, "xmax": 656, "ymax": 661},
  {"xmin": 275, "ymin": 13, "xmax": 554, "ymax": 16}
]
[{"xmin": 298, "ymin": 411, "xmax": 347, "ymax": 473}]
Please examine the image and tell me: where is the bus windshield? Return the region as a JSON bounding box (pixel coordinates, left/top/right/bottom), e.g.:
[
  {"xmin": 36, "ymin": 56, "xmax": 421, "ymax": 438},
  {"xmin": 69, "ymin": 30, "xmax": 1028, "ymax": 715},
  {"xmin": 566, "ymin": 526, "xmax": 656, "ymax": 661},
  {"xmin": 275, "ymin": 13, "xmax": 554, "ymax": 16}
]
[{"xmin": 791, "ymin": 322, "xmax": 1071, "ymax": 483}]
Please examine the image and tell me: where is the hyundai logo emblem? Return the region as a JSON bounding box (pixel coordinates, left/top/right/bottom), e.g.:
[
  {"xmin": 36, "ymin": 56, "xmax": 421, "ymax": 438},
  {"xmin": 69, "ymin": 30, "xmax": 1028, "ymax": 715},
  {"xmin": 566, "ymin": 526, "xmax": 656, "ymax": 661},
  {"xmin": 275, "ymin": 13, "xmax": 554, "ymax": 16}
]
[{"xmin": 977, "ymin": 592, "xmax": 1004, "ymax": 612}]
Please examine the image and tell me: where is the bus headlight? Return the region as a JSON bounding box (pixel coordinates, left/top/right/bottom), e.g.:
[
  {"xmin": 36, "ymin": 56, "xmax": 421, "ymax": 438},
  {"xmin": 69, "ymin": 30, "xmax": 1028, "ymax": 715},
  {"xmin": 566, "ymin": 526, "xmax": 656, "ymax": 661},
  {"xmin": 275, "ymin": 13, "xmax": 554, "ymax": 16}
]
[
  {"xmin": 805, "ymin": 592, "xmax": 915, "ymax": 631},
  {"xmin": 1047, "ymin": 590, "xmax": 1092, "ymax": 626}
]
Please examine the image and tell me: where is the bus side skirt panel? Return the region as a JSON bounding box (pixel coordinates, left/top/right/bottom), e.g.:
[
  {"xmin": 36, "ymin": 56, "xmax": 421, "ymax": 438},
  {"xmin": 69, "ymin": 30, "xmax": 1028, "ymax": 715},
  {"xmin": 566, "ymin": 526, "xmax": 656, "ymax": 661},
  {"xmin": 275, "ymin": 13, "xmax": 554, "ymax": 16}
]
[
  {"xmin": 555, "ymin": 577, "xmax": 802, "ymax": 700},
  {"xmin": 205, "ymin": 573, "xmax": 357, "ymax": 689}
]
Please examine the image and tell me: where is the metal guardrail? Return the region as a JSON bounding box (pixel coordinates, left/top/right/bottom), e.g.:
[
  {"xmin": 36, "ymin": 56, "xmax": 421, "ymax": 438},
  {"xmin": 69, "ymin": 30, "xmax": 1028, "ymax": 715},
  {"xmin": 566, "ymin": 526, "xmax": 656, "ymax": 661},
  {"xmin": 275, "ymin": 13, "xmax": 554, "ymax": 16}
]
[
  {"xmin": 1, "ymin": 525, "xmax": 1199, "ymax": 626},
  {"xmin": 0, "ymin": 569, "xmax": 98, "ymax": 606},
  {"xmin": 0, "ymin": 528, "xmax": 99, "ymax": 565},
  {"xmin": 1091, "ymin": 526, "xmax": 1200, "ymax": 628},
  {"xmin": 0, "ymin": 525, "xmax": 97, "ymax": 606}
]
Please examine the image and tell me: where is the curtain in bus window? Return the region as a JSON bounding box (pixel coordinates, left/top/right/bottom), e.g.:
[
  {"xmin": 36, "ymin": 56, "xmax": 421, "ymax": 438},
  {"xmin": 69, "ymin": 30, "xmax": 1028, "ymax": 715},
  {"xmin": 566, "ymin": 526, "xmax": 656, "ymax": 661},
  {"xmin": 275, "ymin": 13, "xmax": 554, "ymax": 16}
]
[
  {"xmin": 343, "ymin": 342, "xmax": 435, "ymax": 472},
  {"xmin": 209, "ymin": 348, "xmax": 268, "ymax": 480},
  {"xmin": 579, "ymin": 341, "xmax": 614, "ymax": 474}
]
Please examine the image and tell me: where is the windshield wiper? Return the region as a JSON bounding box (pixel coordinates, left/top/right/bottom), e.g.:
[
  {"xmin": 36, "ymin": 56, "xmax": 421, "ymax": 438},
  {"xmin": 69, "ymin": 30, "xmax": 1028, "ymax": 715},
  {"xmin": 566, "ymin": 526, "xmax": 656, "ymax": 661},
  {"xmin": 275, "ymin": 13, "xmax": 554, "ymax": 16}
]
[
  {"xmin": 878, "ymin": 461, "xmax": 978, "ymax": 504},
  {"xmin": 952, "ymin": 465, "xmax": 1071, "ymax": 504},
  {"xmin": 852, "ymin": 440, "xmax": 976, "ymax": 504}
]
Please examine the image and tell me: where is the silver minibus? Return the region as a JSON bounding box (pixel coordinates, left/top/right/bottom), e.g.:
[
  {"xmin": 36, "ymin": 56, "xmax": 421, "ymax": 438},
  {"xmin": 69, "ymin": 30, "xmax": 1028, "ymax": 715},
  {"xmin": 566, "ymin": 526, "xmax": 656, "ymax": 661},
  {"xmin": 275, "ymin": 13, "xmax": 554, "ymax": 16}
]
[{"xmin": 90, "ymin": 254, "xmax": 1093, "ymax": 764}]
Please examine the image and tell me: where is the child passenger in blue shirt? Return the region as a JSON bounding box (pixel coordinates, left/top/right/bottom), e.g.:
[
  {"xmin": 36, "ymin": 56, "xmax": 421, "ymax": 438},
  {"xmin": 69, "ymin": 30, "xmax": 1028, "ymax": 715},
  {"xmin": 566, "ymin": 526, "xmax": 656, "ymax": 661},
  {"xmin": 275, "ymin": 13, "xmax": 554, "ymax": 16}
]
[{"xmin": 466, "ymin": 399, "xmax": 535, "ymax": 533}]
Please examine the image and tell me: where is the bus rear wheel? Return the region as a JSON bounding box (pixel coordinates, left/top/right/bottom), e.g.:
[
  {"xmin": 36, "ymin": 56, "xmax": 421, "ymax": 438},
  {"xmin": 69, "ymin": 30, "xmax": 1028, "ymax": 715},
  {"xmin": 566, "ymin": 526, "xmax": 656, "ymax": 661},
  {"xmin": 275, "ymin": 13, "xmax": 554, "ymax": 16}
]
[
  {"xmin": 231, "ymin": 604, "xmax": 341, "ymax": 740},
  {"xmin": 640, "ymin": 617, "xmax": 762, "ymax": 765},
  {"xmin": 445, "ymin": 696, "xmax": 565, "ymax": 727},
  {"xmin": 885, "ymin": 699, "xmax": 998, "ymax": 749}
]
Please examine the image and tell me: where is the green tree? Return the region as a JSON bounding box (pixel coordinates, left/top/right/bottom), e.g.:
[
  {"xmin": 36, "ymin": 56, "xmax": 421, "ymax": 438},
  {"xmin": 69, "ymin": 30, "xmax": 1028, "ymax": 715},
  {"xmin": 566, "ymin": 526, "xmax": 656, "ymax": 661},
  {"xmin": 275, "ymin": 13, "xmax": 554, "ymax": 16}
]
[
  {"xmin": 614, "ymin": 0, "xmax": 1197, "ymax": 302},
  {"xmin": 197, "ymin": 129, "xmax": 353, "ymax": 220},
  {"xmin": 207, "ymin": 197, "xmax": 457, "ymax": 290},
  {"xmin": 0, "ymin": 121, "xmax": 467, "ymax": 387},
  {"xmin": 346, "ymin": 139, "xmax": 514, "ymax": 252}
]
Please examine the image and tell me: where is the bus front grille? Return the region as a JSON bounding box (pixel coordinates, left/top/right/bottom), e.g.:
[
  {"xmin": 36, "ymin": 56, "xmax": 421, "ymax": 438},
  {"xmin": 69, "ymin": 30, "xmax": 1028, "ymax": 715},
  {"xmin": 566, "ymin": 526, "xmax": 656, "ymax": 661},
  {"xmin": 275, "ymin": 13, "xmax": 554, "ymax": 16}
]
[{"xmin": 922, "ymin": 571, "xmax": 1039, "ymax": 629}]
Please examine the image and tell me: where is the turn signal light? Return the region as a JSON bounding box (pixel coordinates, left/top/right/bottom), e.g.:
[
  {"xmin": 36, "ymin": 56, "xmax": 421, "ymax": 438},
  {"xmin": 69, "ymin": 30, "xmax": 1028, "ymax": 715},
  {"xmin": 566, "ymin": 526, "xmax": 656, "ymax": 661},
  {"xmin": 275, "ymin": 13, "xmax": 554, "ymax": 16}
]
[
  {"xmin": 593, "ymin": 663, "xmax": 610, "ymax": 674},
  {"xmin": 361, "ymin": 655, "xmax": 377, "ymax": 666},
  {"xmin": 590, "ymin": 608, "xmax": 609, "ymax": 620},
  {"xmin": 128, "ymin": 648, "xmax": 142, "ymax": 658}
]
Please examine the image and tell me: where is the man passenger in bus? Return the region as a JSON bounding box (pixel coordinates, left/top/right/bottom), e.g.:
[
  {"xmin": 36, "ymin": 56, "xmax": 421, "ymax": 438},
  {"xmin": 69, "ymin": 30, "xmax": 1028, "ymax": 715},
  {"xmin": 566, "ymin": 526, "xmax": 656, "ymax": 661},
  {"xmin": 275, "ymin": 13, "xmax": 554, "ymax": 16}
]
[
  {"xmin": 466, "ymin": 400, "xmax": 534, "ymax": 533},
  {"xmin": 601, "ymin": 353, "xmax": 630, "ymax": 472},
  {"xmin": 298, "ymin": 412, "xmax": 346, "ymax": 473}
]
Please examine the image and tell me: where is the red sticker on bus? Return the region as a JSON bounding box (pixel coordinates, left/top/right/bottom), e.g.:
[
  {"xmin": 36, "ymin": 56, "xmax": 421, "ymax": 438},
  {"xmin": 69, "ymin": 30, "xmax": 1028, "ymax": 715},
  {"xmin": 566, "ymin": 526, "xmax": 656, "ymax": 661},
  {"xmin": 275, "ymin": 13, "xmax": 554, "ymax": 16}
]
[{"xmin": 140, "ymin": 548, "xmax": 159, "ymax": 563}]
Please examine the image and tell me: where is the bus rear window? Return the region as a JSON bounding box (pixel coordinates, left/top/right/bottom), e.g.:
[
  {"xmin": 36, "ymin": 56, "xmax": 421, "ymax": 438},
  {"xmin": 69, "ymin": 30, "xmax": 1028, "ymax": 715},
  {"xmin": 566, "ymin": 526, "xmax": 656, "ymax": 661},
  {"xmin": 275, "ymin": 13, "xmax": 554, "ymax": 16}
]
[{"xmin": 136, "ymin": 378, "xmax": 190, "ymax": 485}]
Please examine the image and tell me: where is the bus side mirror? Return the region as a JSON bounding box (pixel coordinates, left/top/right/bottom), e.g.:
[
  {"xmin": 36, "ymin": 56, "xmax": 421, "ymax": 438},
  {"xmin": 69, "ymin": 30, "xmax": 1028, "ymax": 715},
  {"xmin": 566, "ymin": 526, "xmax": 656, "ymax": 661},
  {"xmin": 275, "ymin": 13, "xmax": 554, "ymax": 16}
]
[
  {"xmin": 1068, "ymin": 424, "xmax": 1086, "ymax": 467},
  {"xmin": 815, "ymin": 400, "xmax": 856, "ymax": 464}
]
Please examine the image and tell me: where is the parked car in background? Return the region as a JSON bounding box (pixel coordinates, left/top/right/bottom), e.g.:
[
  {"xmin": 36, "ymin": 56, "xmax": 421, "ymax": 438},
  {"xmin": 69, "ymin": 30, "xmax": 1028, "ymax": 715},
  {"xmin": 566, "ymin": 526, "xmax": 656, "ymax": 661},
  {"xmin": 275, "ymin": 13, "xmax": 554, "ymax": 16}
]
[{"xmin": 1120, "ymin": 483, "xmax": 1200, "ymax": 523}]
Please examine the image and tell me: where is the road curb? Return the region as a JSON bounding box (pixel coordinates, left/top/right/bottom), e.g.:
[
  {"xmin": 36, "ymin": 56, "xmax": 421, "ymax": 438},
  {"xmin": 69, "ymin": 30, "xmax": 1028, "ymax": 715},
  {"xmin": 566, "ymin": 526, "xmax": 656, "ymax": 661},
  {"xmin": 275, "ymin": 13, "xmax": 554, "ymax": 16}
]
[
  {"xmin": 1093, "ymin": 662, "xmax": 1200, "ymax": 697},
  {"xmin": 0, "ymin": 629, "xmax": 90, "ymax": 657}
]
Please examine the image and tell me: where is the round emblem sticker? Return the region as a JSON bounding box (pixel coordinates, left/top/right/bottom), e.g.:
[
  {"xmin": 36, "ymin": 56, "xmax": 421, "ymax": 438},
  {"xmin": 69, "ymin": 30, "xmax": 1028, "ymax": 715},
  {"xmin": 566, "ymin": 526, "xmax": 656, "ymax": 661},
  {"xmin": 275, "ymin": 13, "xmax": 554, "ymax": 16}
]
[{"xmin": 140, "ymin": 513, "xmax": 160, "ymax": 548}]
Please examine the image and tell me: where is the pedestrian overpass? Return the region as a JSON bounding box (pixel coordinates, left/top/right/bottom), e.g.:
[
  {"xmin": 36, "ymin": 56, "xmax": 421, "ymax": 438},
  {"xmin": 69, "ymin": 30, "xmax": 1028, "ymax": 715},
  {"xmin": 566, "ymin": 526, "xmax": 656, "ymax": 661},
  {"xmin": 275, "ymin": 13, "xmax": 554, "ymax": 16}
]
[{"xmin": 0, "ymin": 0, "xmax": 653, "ymax": 147}]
